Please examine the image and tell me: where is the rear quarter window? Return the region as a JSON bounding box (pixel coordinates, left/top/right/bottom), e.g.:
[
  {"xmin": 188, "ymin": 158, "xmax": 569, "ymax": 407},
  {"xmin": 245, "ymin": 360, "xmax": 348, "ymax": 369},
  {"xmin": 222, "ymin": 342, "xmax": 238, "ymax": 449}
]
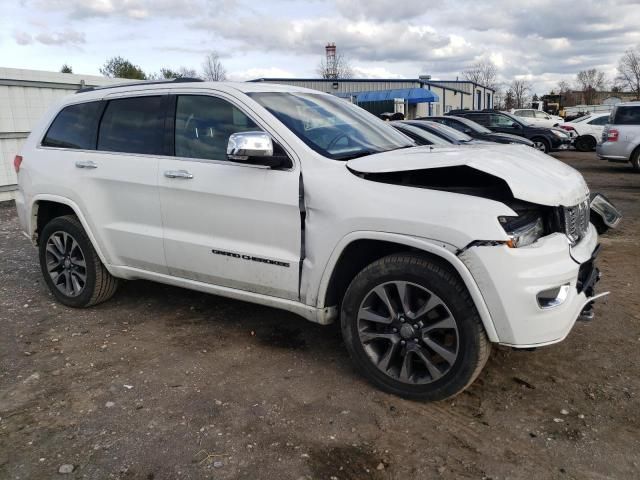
[
  {"xmin": 612, "ymin": 106, "xmax": 640, "ymax": 125},
  {"xmin": 42, "ymin": 101, "xmax": 104, "ymax": 149}
]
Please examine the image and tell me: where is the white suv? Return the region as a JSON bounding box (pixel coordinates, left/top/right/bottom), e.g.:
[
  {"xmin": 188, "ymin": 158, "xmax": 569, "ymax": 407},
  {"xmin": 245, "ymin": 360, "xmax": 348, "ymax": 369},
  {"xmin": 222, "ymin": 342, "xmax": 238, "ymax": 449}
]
[{"xmin": 14, "ymin": 80, "xmax": 605, "ymax": 401}]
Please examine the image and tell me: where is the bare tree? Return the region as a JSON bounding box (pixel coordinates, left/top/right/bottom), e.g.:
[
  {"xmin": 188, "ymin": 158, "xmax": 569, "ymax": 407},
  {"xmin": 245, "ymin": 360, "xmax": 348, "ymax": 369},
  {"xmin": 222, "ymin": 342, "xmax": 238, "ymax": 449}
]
[
  {"xmin": 317, "ymin": 53, "xmax": 354, "ymax": 79},
  {"xmin": 557, "ymin": 80, "xmax": 570, "ymax": 94},
  {"xmin": 149, "ymin": 66, "xmax": 199, "ymax": 80},
  {"xmin": 510, "ymin": 79, "xmax": 531, "ymax": 108},
  {"xmin": 616, "ymin": 48, "xmax": 640, "ymax": 99},
  {"xmin": 576, "ymin": 68, "xmax": 607, "ymax": 104},
  {"xmin": 202, "ymin": 51, "xmax": 226, "ymax": 81},
  {"xmin": 462, "ymin": 60, "xmax": 498, "ymax": 88},
  {"xmin": 60, "ymin": 64, "xmax": 73, "ymax": 73}
]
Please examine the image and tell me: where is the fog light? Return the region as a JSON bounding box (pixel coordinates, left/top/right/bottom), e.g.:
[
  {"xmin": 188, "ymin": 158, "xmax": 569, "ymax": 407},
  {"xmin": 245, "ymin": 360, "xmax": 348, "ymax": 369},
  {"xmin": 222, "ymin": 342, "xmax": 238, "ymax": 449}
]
[{"xmin": 537, "ymin": 284, "xmax": 571, "ymax": 309}]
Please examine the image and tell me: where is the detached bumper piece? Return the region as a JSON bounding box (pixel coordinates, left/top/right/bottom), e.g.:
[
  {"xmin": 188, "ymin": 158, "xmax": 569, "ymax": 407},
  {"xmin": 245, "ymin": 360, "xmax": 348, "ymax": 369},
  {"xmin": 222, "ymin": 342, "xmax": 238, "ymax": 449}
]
[
  {"xmin": 590, "ymin": 192, "xmax": 622, "ymax": 234},
  {"xmin": 577, "ymin": 244, "xmax": 602, "ymax": 322}
]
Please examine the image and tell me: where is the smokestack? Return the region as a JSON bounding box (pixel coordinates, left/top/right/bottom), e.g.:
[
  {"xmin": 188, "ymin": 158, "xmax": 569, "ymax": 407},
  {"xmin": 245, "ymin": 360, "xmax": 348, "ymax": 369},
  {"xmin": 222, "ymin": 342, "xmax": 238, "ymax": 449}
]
[{"xmin": 325, "ymin": 42, "xmax": 337, "ymax": 79}]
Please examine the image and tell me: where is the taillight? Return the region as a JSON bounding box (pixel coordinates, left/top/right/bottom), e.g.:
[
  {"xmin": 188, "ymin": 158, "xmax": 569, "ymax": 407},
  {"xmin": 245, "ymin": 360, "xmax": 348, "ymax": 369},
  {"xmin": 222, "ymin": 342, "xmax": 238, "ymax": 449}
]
[
  {"xmin": 14, "ymin": 155, "xmax": 23, "ymax": 173},
  {"xmin": 607, "ymin": 129, "xmax": 619, "ymax": 142},
  {"xmin": 560, "ymin": 125, "xmax": 575, "ymax": 132}
]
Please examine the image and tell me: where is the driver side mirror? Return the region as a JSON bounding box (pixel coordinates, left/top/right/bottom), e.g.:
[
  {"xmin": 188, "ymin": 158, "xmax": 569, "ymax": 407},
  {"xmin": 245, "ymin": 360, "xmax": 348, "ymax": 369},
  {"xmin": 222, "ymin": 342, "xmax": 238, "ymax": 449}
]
[
  {"xmin": 227, "ymin": 131, "xmax": 291, "ymax": 169},
  {"xmin": 511, "ymin": 122, "xmax": 521, "ymax": 128},
  {"xmin": 463, "ymin": 128, "xmax": 472, "ymax": 134}
]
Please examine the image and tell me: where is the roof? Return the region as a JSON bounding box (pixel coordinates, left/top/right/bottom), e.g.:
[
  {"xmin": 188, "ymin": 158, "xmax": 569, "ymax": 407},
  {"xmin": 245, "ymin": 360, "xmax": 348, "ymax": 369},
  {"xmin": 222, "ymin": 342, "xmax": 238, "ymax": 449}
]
[
  {"xmin": 59, "ymin": 80, "xmax": 331, "ymax": 104},
  {"xmin": 342, "ymin": 88, "xmax": 439, "ymax": 104},
  {"xmin": 250, "ymin": 77, "xmax": 472, "ymax": 95}
]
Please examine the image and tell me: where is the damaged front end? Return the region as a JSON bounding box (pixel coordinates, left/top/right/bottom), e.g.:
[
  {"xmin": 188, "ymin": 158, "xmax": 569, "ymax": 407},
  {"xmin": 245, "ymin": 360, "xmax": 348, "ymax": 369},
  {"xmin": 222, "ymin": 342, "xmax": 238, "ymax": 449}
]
[{"xmin": 346, "ymin": 146, "xmax": 609, "ymax": 347}]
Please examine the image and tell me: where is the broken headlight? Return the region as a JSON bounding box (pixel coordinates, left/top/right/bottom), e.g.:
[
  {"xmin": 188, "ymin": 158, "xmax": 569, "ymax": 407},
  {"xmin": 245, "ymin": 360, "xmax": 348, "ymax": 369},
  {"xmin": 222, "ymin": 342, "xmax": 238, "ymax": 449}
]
[{"xmin": 498, "ymin": 212, "xmax": 545, "ymax": 248}]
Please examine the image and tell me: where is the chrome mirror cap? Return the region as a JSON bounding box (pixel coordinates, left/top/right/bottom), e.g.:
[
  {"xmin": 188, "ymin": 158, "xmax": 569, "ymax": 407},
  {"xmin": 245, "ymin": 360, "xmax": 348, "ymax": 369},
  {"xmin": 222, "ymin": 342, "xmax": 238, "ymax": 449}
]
[{"xmin": 227, "ymin": 131, "xmax": 273, "ymax": 161}]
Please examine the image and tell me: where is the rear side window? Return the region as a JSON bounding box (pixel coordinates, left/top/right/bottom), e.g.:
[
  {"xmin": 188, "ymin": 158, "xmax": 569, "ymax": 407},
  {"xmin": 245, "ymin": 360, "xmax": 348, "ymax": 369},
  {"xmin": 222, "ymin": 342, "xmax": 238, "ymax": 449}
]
[
  {"xmin": 612, "ymin": 106, "xmax": 640, "ymax": 125},
  {"xmin": 42, "ymin": 101, "xmax": 104, "ymax": 149},
  {"xmin": 588, "ymin": 116, "xmax": 609, "ymax": 126},
  {"xmin": 98, "ymin": 96, "xmax": 165, "ymax": 154},
  {"xmin": 467, "ymin": 114, "xmax": 489, "ymax": 125},
  {"xmin": 174, "ymin": 95, "xmax": 260, "ymax": 161}
]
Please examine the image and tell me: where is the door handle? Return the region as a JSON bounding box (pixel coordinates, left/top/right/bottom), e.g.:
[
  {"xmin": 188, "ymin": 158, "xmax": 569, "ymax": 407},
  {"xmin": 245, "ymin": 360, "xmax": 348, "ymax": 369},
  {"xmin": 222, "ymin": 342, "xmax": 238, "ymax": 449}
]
[
  {"xmin": 75, "ymin": 160, "xmax": 98, "ymax": 169},
  {"xmin": 164, "ymin": 170, "xmax": 193, "ymax": 179}
]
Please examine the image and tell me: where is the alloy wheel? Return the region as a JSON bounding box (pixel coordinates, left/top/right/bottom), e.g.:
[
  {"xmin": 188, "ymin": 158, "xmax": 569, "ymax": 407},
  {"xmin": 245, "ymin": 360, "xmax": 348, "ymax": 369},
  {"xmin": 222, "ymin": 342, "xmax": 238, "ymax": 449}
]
[
  {"xmin": 533, "ymin": 141, "xmax": 547, "ymax": 152},
  {"xmin": 45, "ymin": 231, "xmax": 87, "ymax": 297},
  {"xmin": 357, "ymin": 281, "xmax": 459, "ymax": 385}
]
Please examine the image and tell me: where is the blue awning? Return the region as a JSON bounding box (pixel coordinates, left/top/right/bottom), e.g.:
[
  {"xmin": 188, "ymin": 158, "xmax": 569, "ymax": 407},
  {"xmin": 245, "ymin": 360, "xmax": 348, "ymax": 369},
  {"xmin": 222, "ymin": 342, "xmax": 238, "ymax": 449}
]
[{"xmin": 351, "ymin": 88, "xmax": 439, "ymax": 104}]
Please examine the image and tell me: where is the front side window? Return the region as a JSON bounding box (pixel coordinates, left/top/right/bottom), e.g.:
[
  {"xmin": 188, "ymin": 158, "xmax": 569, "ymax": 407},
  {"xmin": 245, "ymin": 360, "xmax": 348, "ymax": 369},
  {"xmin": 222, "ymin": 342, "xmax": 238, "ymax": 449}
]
[
  {"xmin": 98, "ymin": 96, "xmax": 165, "ymax": 155},
  {"xmin": 248, "ymin": 92, "xmax": 413, "ymax": 160},
  {"xmin": 175, "ymin": 95, "xmax": 260, "ymax": 160},
  {"xmin": 42, "ymin": 101, "xmax": 104, "ymax": 149},
  {"xmin": 534, "ymin": 111, "xmax": 549, "ymax": 119}
]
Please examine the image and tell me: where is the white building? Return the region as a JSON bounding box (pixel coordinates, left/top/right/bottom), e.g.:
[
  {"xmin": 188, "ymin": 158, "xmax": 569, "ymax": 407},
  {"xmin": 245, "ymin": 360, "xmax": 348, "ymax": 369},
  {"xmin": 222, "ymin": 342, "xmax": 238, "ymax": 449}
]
[
  {"xmin": 250, "ymin": 77, "xmax": 495, "ymax": 119},
  {"xmin": 0, "ymin": 68, "xmax": 130, "ymax": 201}
]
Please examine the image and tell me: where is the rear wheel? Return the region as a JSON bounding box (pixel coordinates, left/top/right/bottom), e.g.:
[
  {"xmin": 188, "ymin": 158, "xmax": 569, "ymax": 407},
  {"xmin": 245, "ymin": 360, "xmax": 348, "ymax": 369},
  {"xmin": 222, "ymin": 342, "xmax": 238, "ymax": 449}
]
[
  {"xmin": 341, "ymin": 254, "xmax": 491, "ymax": 401},
  {"xmin": 631, "ymin": 148, "xmax": 640, "ymax": 172},
  {"xmin": 532, "ymin": 137, "xmax": 550, "ymax": 153},
  {"xmin": 575, "ymin": 135, "xmax": 596, "ymax": 152},
  {"xmin": 39, "ymin": 215, "xmax": 118, "ymax": 307}
]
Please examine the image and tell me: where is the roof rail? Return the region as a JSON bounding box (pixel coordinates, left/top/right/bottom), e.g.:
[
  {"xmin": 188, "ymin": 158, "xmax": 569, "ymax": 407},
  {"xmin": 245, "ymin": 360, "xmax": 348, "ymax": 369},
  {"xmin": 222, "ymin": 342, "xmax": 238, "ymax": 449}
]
[{"xmin": 76, "ymin": 77, "xmax": 204, "ymax": 94}]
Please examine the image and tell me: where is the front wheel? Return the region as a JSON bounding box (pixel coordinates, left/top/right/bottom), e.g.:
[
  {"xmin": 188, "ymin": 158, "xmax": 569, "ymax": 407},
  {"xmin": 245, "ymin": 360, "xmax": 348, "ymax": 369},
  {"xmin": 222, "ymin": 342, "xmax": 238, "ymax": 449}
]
[
  {"xmin": 575, "ymin": 135, "xmax": 596, "ymax": 152},
  {"xmin": 631, "ymin": 148, "xmax": 640, "ymax": 172},
  {"xmin": 39, "ymin": 215, "xmax": 118, "ymax": 307},
  {"xmin": 341, "ymin": 254, "xmax": 491, "ymax": 401},
  {"xmin": 532, "ymin": 137, "xmax": 550, "ymax": 153}
]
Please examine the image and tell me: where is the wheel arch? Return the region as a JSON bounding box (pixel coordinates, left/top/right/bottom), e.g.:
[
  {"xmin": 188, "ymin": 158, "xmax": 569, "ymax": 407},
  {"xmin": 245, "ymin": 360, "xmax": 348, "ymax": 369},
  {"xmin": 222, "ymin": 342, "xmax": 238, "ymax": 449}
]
[
  {"xmin": 29, "ymin": 194, "xmax": 110, "ymax": 267},
  {"xmin": 316, "ymin": 232, "xmax": 500, "ymax": 342}
]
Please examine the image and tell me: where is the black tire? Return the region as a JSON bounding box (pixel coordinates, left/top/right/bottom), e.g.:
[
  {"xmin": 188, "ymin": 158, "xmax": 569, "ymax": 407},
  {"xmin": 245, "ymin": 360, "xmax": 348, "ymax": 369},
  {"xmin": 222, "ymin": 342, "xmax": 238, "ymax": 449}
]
[
  {"xmin": 531, "ymin": 137, "xmax": 550, "ymax": 154},
  {"xmin": 340, "ymin": 253, "xmax": 491, "ymax": 401},
  {"xmin": 39, "ymin": 215, "xmax": 118, "ymax": 307},
  {"xmin": 575, "ymin": 135, "xmax": 596, "ymax": 152},
  {"xmin": 631, "ymin": 148, "xmax": 640, "ymax": 172}
]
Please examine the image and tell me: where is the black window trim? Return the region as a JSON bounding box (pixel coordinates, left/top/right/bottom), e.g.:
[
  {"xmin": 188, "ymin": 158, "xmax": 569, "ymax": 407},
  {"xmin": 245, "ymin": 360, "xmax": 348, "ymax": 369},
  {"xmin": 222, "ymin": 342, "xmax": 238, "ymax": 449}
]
[
  {"xmin": 40, "ymin": 100, "xmax": 107, "ymax": 151},
  {"xmin": 168, "ymin": 92, "xmax": 294, "ymax": 170}
]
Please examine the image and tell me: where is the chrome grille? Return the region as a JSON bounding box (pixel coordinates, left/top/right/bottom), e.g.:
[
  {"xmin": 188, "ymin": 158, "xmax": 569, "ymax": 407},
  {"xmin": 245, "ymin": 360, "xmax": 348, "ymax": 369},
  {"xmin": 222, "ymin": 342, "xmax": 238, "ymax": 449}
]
[{"xmin": 563, "ymin": 199, "xmax": 590, "ymax": 245}]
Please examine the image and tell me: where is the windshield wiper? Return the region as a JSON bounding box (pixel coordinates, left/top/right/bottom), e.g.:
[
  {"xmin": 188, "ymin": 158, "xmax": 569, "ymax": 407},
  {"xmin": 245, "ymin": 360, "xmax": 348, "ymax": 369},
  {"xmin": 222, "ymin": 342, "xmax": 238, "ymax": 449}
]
[{"xmin": 335, "ymin": 150, "xmax": 380, "ymax": 161}]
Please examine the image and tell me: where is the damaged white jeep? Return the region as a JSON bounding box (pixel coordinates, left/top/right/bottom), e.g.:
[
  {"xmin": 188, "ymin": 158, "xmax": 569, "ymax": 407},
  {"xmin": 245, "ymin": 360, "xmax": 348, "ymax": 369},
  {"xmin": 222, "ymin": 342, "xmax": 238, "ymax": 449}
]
[{"xmin": 15, "ymin": 80, "xmax": 606, "ymax": 400}]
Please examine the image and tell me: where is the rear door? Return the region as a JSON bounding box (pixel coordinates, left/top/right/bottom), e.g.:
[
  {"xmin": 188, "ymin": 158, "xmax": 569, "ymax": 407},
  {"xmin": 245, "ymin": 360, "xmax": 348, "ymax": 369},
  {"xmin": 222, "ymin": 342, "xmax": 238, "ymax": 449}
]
[
  {"xmin": 158, "ymin": 93, "xmax": 301, "ymax": 300},
  {"xmin": 41, "ymin": 94, "xmax": 167, "ymax": 273}
]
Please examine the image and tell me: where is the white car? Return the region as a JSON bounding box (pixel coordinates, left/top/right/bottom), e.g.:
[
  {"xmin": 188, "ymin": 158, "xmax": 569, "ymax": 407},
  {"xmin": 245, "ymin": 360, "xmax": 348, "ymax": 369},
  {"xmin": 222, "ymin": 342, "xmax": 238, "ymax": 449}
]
[
  {"xmin": 14, "ymin": 80, "xmax": 605, "ymax": 401},
  {"xmin": 559, "ymin": 112, "xmax": 610, "ymax": 152},
  {"xmin": 512, "ymin": 109, "xmax": 563, "ymax": 128}
]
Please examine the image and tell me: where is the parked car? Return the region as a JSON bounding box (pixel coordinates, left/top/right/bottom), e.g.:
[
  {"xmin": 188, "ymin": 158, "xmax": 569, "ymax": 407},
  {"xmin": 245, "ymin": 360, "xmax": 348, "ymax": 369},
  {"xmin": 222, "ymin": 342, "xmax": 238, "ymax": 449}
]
[
  {"xmin": 447, "ymin": 109, "xmax": 572, "ymax": 153},
  {"xmin": 559, "ymin": 112, "xmax": 610, "ymax": 152},
  {"xmin": 511, "ymin": 109, "xmax": 564, "ymax": 127},
  {"xmin": 14, "ymin": 79, "xmax": 605, "ymax": 401},
  {"xmin": 425, "ymin": 116, "xmax": 535, "ymax": 147},
  {"xmin": 390, "ymin": 122, "xmax": 452, "ymax": 146},
  {"xmin": 597, "ymin": 102, "xmax": 640, "ymax": 171},
  {"xmin": 394, "ymin": 120, "xmax": 493, "ymax": 145}
]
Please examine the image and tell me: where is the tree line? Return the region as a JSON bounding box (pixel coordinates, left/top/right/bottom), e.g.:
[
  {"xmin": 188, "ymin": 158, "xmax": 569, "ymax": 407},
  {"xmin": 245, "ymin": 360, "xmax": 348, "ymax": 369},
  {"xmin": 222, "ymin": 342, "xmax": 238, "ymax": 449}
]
[
  {"xmin": 59, "ymin": 51, "xmax": 227, "ymax": 81},
  {"xmin": 463, "ymin": 46, "xmax": 640, "ymax": 109}
]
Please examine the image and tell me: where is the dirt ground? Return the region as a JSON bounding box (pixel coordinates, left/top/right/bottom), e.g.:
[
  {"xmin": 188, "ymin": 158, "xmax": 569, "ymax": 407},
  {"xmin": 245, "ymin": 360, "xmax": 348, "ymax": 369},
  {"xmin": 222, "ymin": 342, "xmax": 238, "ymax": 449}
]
[{"xmin": 1, "ymin": 151, "xmax": 639, "ymax": 480}]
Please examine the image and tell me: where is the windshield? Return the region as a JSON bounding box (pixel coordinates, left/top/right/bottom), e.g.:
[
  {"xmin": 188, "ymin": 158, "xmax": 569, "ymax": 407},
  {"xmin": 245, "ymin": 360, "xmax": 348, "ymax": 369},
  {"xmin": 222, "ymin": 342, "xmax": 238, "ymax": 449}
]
[
  {"xmin": 248, "ymin": 92, "xmax": 414, "ymax": 160},
  {"xmin": 411, "ymin": 121, "xmax": 474, "ymax": 142},
  {"xmin": 453, "ymin": 116, "xmax": 492, "ymax": 134},
  {"xmin": 392, "ymin": 123, "xmax": 450, "ymax": 146}
]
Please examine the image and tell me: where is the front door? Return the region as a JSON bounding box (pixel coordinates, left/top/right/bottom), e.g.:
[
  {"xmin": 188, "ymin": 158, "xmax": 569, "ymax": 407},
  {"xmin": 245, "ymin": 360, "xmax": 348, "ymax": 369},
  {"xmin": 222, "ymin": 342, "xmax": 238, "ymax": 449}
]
[{"xmin": 159, "ymin": 94, "xmax": 301, "ymax": 300}]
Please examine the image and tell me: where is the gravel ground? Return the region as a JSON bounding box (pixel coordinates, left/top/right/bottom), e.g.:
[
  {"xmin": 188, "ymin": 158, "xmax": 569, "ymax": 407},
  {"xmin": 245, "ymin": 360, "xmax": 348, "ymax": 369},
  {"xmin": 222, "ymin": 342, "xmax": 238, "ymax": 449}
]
[{"xmin": 1, "ymin": 151, "xmax": 639, "ymax": 480}]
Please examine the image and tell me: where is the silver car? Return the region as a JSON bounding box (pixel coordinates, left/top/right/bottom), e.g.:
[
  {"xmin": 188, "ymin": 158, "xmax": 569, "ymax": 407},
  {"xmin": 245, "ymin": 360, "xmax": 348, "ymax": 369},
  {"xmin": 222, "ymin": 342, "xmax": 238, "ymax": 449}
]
[{"xmin": 596, "ymin": 102, "xmax": 640, "ymax": 171}]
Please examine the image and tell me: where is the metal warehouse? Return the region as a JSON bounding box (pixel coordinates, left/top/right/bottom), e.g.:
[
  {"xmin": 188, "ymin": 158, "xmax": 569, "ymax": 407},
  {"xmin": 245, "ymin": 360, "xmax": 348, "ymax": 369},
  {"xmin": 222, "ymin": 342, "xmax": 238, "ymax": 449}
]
[
  {"xmin": 250, "ymin": 77, "xmax": 495, "ymax": 119},
  {"xmin": 0, "ymin": 68, "xmax": 128, "ymax": 201}
]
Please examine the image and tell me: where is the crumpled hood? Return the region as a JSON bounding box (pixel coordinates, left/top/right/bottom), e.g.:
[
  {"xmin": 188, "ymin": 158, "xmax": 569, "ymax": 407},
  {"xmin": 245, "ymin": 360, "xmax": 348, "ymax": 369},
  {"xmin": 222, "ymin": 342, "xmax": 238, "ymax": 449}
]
[{"xmin": 347, "ymin": 144, "xmax": 589, "ymax": 207}]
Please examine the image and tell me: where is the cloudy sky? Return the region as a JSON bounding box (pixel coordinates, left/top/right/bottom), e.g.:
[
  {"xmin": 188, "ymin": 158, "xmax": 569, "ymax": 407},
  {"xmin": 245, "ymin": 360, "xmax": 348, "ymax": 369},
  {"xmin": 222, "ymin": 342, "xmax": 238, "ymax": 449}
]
[{"xmin": 2, "ymin": 0, "xmax": 640, "ymax": 93}]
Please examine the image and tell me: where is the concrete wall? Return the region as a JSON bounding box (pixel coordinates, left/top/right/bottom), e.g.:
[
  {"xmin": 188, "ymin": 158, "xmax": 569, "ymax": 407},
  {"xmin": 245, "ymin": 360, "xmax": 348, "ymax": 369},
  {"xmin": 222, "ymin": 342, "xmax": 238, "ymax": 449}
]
[{"xmin": 0, "ymin": 68, "xmax": 131, "ymax": 201}]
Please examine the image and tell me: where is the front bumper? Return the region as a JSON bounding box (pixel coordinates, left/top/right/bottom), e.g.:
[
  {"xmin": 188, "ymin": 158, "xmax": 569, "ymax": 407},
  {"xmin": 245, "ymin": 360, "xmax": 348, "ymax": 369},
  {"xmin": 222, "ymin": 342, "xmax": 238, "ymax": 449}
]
[
  {"xmin": 550, "ymin": 136, "xmax": 572, "ymax": 151},
  {"xmin": 459, "ymin": 224, "xmax": 605, "ymax": 347}
]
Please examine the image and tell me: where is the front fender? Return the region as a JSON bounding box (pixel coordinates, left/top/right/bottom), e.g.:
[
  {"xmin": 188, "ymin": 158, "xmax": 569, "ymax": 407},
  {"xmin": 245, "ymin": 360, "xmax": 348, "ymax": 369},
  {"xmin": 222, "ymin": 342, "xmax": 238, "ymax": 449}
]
[{"xmin": 314, "ymin": 231, "xmax": 500, "ymax": 342}]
